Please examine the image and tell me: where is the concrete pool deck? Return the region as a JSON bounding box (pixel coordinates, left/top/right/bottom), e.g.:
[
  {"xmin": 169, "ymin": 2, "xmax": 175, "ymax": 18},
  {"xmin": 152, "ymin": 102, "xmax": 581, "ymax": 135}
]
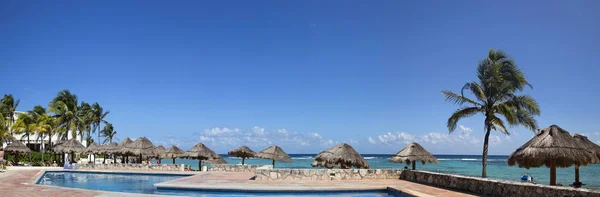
[{"xmin": 0, "ymin": 167, "xmax": 478, "ymax": 197}]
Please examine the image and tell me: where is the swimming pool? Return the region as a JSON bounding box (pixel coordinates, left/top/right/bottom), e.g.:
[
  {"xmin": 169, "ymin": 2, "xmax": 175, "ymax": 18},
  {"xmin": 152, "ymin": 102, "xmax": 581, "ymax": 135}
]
[{"xmin": 37, "ymin": 171, "xmax": 409, "ymax": 197}]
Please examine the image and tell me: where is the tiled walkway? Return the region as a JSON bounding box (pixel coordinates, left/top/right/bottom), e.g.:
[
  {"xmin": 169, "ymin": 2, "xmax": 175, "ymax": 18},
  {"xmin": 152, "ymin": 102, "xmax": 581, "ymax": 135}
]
[{"xmin": 1, "ymin": 168, "xmax": 478, "ymax": 197}]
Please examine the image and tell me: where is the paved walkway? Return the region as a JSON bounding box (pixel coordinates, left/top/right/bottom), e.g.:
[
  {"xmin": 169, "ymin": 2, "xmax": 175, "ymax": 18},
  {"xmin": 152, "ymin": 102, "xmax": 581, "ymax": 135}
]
[{"xmin": 1, "ymin": 168, "xmax": 479, "ymax": 197}]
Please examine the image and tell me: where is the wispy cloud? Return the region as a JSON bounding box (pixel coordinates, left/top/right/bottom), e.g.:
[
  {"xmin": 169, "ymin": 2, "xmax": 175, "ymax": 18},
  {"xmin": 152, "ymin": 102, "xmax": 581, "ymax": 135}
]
[{"xmin": 368, "ymin": 137, "xmax": 376, "ymax": 144}]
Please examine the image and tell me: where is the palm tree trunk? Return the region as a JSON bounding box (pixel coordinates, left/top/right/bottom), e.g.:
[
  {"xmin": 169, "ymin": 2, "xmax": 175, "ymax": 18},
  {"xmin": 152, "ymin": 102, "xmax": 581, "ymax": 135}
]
[
  {"xmin": 481, "ymin": 122, "xmax": 491, "ymax": 178},
  {"xmin": 27, "ymin": 135, "xmax": 32, "ymax": 163},
  {"xmin": 41, "ymin": 134, "xmax": 44, "ymax": 164}
]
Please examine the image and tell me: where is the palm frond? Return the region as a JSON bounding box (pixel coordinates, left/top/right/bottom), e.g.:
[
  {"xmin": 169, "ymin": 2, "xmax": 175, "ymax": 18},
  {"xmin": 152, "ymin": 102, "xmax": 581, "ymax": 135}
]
[
  {"xmin": 515, "ymin": 109, "xmax": 538, "ymax": 131},
  {"xmin": 461, "ymin": 81, "xmax": 486, "ymax": 102},
  {"xmin": 441, "ymin": 91, "xmax": 481, "ymax": 106},
  {"xmin": 490, "ymin": 116, "xmax": 509, "ymax": 135},
  {"xmin": 447, "ymin": 107, "xmax": 483, "ymax": 132}
]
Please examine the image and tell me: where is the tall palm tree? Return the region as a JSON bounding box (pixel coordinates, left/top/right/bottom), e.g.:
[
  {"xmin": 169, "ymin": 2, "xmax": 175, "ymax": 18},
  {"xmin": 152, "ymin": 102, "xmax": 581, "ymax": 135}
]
[
  {"xmin": 30, "ymin": 106, "xmax": 54, "ymax": 164},
  {"xmin": 49, "ymin": 90, "xmax": 80, "ymax": 140},
  {"xmin": 11, "ymin": 113, "xmax": 34, "ymax": 162},
  {"xmin": 1, "ymin": 94, "xmax": 20, "ymax": 135},
  {"xmin": 100, "ymin": 123, "xmax": 117, "ymax": 144},
  {"xmin": 77, "ymin": 102, "xmax": 94, "ymax": 146},
  {"xmin": 92, "ymin": 103, "xmax": 109, "ymax": 144},
  {"xmin": 442, "ymin": 49, "xmax": 540, "ymax": 178}
]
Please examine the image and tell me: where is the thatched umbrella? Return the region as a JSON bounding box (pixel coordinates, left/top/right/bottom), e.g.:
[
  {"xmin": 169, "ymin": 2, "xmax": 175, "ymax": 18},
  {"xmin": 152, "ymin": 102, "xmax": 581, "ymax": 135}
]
[
  {"xmin": 4, "ymin": 140, "xmax": 30, "ymax": 164},
  {"xmin": 256, "ymin": 145, "xmax": 292, "ymax": 167},
  {"xmin": 508, "ymin": 125, "xmax": 598, "ymax": 185},
  {"xmin": 389, "ymin": 142, "xmax": 438, "ymax": 170},
  {"xmin": 155, "ymin": 145, "xmax": 166, "ymax": 164},
  {"xmin": 572, "ymin": 134, "xmax": 600, "ymax": 186},
  {"xmin": 117, "ymin": 137, "xmax": 133, "ymax": 163},
  {"xmin": 311, "ymin": 143, "xmax": 369, "ymax": 169},
  {"xmin": 124, "ymin": 137, "xmax": 156, "ymax": 164},
  {"xmin": 228, "ymin": 146, "xmax": 256, "ymax": 165},
  {"xmin": 183, "ymin": 143, "xmax": 218, "ymax": 170},
  {"xmin": 59, "ymin": 138, "xmax": 86, "ymax": 164},
  {"xmin": 84, "ymin": 143, "xmax": 101, "ymax": 164},
  {"xmin": 164, "ymin": 145, "xmax": 185, "ymax": 164},
  {"xmin": 101, "ymin": 142, "xmax": 119, "ymax": 164}
]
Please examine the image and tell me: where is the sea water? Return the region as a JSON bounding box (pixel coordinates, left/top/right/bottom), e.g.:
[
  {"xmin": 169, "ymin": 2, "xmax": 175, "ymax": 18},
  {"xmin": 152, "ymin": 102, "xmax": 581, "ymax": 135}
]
[{"xmin": 160, "ymin": 154, "xmax": 600, "ymax": 189}]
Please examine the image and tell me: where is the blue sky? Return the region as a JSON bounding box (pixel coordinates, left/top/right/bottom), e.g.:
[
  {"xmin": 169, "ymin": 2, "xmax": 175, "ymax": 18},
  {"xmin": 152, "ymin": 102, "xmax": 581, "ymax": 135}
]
[{"xmin": 1, "ymin": 1, "xmax": 599, "ymax": 155}]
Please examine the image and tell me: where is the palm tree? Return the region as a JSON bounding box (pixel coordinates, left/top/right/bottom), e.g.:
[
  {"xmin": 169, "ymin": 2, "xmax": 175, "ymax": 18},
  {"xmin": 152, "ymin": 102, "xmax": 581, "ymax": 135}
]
[
  {"xmin": 100, "ymin": 123, "xmax": 117, "ymax": 144},
  {"xmin": 77, "ymin": 102, "xmax": 94, "ymax": 146},
  {"xmin": 442, "ymin": 49, "xmax": 540, "ymax": 178},
  {"xmin": 49, "ymin": 90, "xmax": 80, "ymax": 140},
  {"xmin": 92, "ymin": 103, "xmax": 109, "ymax": 144},
  {"xmin": 30, "ymin": 106, "xmax": 54, "ymax": 164},
  {"xmin": 10, "ymin": 113, "xmax": 34, "ymax": 162},
  {"xmin": 1, "ymin": 94, "xmax": 20, "ymax": 135}
]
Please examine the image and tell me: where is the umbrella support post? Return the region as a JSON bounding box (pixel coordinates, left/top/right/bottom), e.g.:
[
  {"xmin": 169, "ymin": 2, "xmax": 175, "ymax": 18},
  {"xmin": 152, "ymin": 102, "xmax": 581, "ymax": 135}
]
[
  {"xmin": 573, "ymin": 165, "xmax": 582, "ymax": 187},
  {"xmin": 172, "ymin": 158, "xmax": 175, "ymax": 164},
  {"xmin": 139, "ymin": 154, "xmax": 142, "ymax": 164},
  {"xmin": 412, "ymin": 161, "xmax": 416, "ymax": 170},
  {"xmin": 272, "ymin": 159, "xmax": 275, "ymax": 167},
  {"xmin": 242, "ymin": 157, "xmax": 245, "ymax": 165},
  {"xmin": 198, "ymin": 160, "xmax": 202, "ymax": 171},
  {"xmin": 550, "ymin": 162, "xmax": 557, "ymax": 186}
]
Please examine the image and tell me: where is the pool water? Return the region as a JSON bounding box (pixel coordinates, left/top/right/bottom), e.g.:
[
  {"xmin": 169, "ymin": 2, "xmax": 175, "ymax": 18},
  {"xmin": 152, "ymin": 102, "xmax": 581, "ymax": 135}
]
[{"xmin": 37, "ymin": 171, "xmax": 407, "ymax": 197}]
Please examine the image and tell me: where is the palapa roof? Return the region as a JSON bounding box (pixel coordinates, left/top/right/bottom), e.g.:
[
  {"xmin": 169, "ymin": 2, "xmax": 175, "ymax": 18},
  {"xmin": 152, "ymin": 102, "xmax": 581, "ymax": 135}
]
[
  {"xmin": 255, "ymin": 146, "xmax": 294, "ymax": 162},
  {"xmin": 311, "ymin": 143, "xmax": 369, "ymax": 169},
  {"xmin": 51, "ymin": 140, "xmax": 66, "ymax": 153},
  {"xmin": 389, "ymin": 142, "xmax": 439, "ymax": 165},
  {"xmin": 85, "ymin": 143, "xmax": 102, "ymax": 154},
  {"xmin": 573, "ymin": 134, "xmax": 600, "ymax": 163},
  {"xmin": 155, "ymin": 145, "xmax": 166, "ymax": 157},
  {"xmin": 101, "ymin": 142, "xmax": 119, "ymax": 154},
  {"xmin": 183, "ymin": 143, "xmax": 218, "ymax": 160},
  {"xmin": 256, "ymin": 145, "xmax": 293, "ymax": 163},
  {"xmin": 206, "ymin": 156, "xmax": 228, "ymax": 164},
  {"xmin": 508, "ymin": 125, "xmax": 599, "ymax": 168},
  {"xmin": 228, "ymin": 146, "xmax": 256, "ymax": 158},
  {"xmin": 59, "ymin": 138, "xmax": 86, "ymax": 153},
  {"xmin": 124, "ymin": 137, "xmax": 156, "ymax": 156},
  {"xmin": 117, "ymin": 137, "xmax": 133, "ymax": 155},
  {"xmin": 164, "ymin": 145, "xmax": 185, "ymax": 158},
  {"xmin": 4, "ymin": 140, "xmax": 30, "ymax": 154}
]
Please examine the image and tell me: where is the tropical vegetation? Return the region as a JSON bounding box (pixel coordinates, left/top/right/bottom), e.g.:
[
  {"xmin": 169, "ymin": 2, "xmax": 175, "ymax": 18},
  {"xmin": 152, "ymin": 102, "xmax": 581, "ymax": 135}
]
[
  {"xmin": 442, "ymin": 49, "xmax": 540, "ymax": 178},
  {"xmin": 1, "ymin": 90, "xmax": 116, "ymax": 165}
]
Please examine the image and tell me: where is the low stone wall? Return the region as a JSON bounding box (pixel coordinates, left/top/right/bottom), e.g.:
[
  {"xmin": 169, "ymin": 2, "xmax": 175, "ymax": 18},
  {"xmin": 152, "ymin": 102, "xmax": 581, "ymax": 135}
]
[
  {"xmin": 255, "ymin": 169, "xmax": 404, "ymax": 181},
  {"xmin": 208, "ymin": 164, "xmax": 269, "ymax": 172},
  {"xmin": 400, "ymin": 170, "xmax": 600, "ymax": 197},
  {"xmin": 78, "ymin": 163, "xmax": 185, "ymax": 172}
]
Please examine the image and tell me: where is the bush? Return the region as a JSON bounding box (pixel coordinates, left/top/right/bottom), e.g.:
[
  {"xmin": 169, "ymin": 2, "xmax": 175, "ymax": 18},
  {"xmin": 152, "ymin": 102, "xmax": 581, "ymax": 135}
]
[{"xmin": 4, "ymin": 151, "xmax": 55, "ymax": 165}]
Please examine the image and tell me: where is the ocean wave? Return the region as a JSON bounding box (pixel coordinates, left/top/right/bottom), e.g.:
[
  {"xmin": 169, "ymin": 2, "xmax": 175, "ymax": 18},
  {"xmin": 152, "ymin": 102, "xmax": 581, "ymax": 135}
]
[
  {"xmin": 363, "ymin": 157, "xmax": 378, "ymax": 160},
  {"xmin": 291, "ymin": 156, "xmax": 314, "ymax": 159},
  {"xmin": 438, "ymin": 158, "xmax": 506, "ymax": 162}
]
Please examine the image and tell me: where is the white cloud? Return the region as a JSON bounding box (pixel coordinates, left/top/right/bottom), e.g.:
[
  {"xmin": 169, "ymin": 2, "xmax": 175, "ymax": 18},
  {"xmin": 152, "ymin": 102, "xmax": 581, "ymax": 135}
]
[
  {"xmin": 348, "ymin": 139, "xmax": 358, "ymax": 144},
  {"xmin": 490, "ymin": 135, "xmax": 501, "ymax": 145},
  {"xmin": 368, "ymin": 137, "xmax": 376, "ymax": 144},
  {"xmin": 377, "ymin": 132, "xmax": 415, "ymax": 144},
  {"xmin": 324, "ymin": 139, "xmax": 335, "ymax": 146},
  {"xmin": 276, "ymin": 129, "xmax": 290, "ymax": 136},
  {"xmin": 203, "ymin": 127, "xmax": 242, "ymax": 137},
  {"xmin": 310, "ymin": 133, "xmax": 322, "ymax": 139},
  {"xmin": 252, "ymin": 126, "xmax": 266, "ymax": 136},
  {"xmin": 420, "ymin": 133, "xmax": 451, "ymax": 144},
  {"xmin": 593, "ymin": 132, "xmax": 599, "ymax": 136},
  {"xmin": 199, "ymin": 136, "xmax": 215, "ymax": 143}
]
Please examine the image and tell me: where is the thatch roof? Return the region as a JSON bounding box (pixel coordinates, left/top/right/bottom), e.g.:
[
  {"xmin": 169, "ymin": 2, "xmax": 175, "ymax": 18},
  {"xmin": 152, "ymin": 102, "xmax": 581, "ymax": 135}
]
[
  {"xmin": 228, "ymin": 146, "xmax": 256, "ymax": 158},
  {"xmin": 116, "ymin": 137, "xmax": 133, "ymax": 155},
  {"xmin": 101, "ymin": 142, "xmax": 119, "ymax": 154},
  {"xmin": 311, "ymin": 143, "xmax": 369, "ymax": 169},
  {"xmin": 508, "ymin": 125, "xmax": 598, "ymax": 168},
  {"xmin": 183, "ymin": 143, "xmax": 218, "ymax": 160},
  {"xmin": 4, "ymin": 140, "xmax": 30, "ymax": 154},
  {"xmin": 124, "ymin": 137, "xmax": 156, "ymax": 156},
  {"xmin": 573, "ymin": 134, "xmax": 600, "ymax": 163},
  {"xmin": 59, "ymin": 138, "xmax": 86, "ymax": 154},
  {"xmin": 256, "ymin": 145, "xmax": 293, "ymax": 162},
  {"xmin": 389, "ymin": 142, "xmax": 439, "ymax": 165},
  {"xmin": 155, "ymin": 145, "xmax": 166, "ymax": 158},
  {"xmin": 206, "ymin": 156, "xmax": 227, "ymax": 164},
  {"xmin": 164, "ymin": 145, "xmax": 185, "ymax": 158},
  {"xmin": 85, "ymin": 143, "xmax": 102, "ymax": 154},
  {"xmin": 51, "ymin": 140, "xmax": 66, "ymax": 153}
]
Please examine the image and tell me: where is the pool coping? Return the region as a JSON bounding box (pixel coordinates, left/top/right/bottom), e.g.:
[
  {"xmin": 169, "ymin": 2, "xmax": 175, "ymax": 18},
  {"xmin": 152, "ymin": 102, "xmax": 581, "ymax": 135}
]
[{"xmin": 31, "ymin": 169, "xmax": 427, "ymax": 197}]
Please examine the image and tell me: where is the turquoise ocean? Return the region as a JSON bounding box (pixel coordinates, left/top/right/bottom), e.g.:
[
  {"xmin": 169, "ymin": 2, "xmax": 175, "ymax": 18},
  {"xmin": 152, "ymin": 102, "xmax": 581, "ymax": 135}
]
[{"xmin": 159, "ymin": 154, "xmax": 600, "ymax": 190}]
